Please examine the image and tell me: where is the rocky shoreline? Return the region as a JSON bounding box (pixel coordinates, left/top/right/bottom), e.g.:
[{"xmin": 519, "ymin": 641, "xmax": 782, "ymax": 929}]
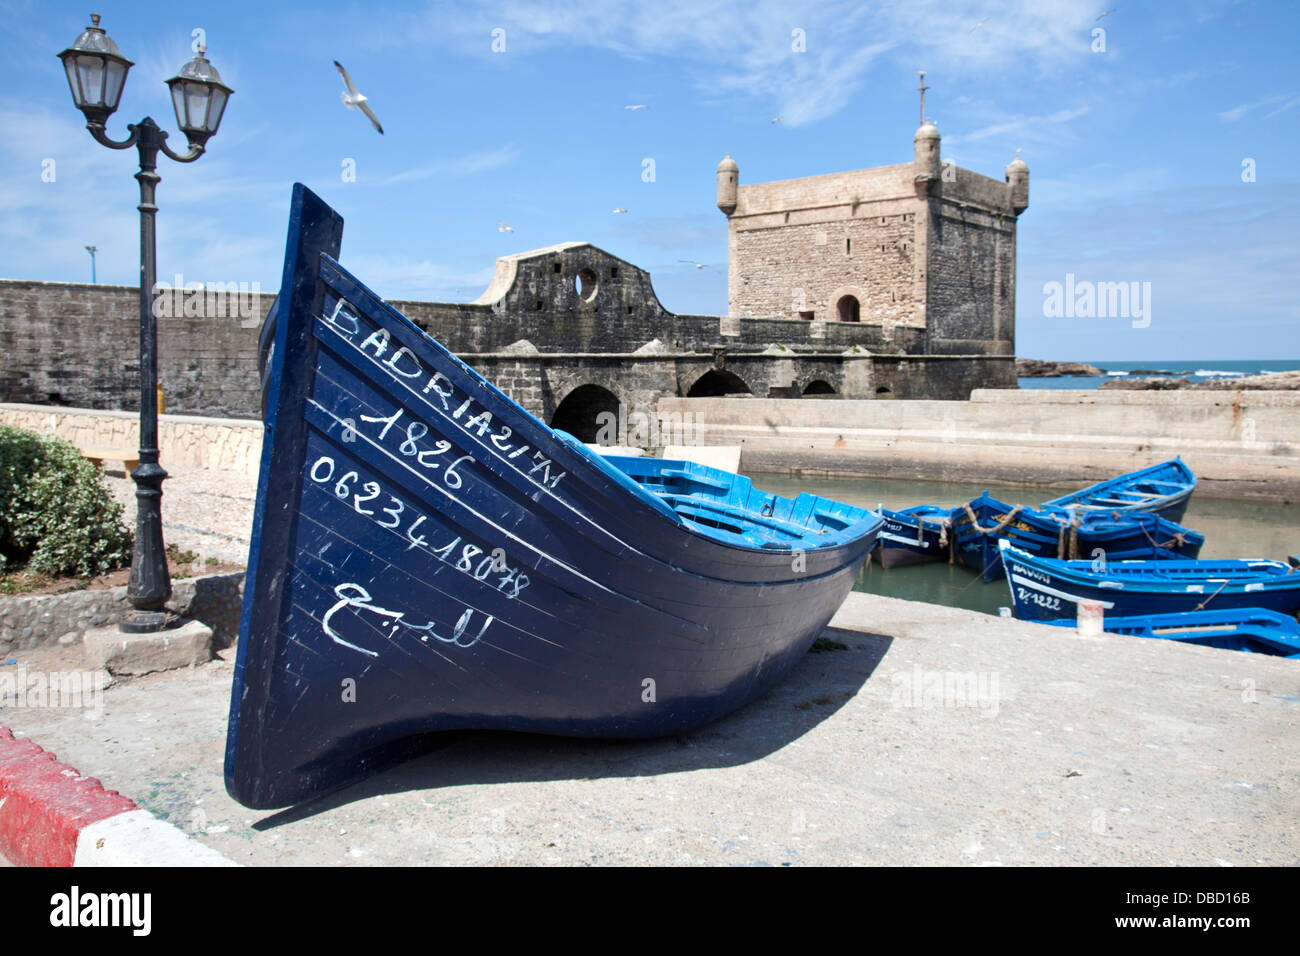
[
  {"xmin": 1015, "ymin": 359, "xmax": 1105, "ymax": 377},
  {"xmin": 1100, "ymin": 370, "xmax": 1300, "ymax": 391},
  {"xmin": 1017, "ymin": 358, "xmax": 1300, "ymax": 390}
]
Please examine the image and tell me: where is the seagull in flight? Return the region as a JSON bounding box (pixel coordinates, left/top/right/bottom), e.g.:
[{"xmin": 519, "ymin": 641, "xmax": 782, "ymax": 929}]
[
  {"xmin": 1096, "ymin": 8, "xmax": 1115, "ymax": 19},
  {"xmin": 497, "ymin": 221, "xmax": 514, "ymax": 233},
  {"xmin": 969, "ymin": 17, "xmax": 990, "ymax": 33},
  {"xmin": 612, "ymin": 207, "xmax": 628, "ymax": 214},
  {"xmin": 771, "ymin": 115, "xmax": 782, "ymax": 124},
  {"xmin": 678, "ymin": 259, "xmax": 710, "ymax": 269},
  {"xmin": 334, "ymin": 60, "xmax": 384, "ymax": 134},
  {"xmin": 624, "ymin": 104, "xmax": 647, "ymax": 111}
]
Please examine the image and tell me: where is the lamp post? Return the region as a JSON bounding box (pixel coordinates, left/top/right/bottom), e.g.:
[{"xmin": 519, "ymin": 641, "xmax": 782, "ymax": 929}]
[
  {"xmin": 84, "ymin": 245, "xmax": 97, "ymax": 283},
  {"xmin": 59, "ymin": 14, "xmax": 232, "ymax": 633}
]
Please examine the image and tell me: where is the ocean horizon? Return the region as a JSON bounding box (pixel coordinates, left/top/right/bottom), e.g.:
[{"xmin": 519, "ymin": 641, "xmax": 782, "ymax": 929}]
[{"xmin": 1018, "ymin": 358, "xmax": 1300, "ymax": 390}]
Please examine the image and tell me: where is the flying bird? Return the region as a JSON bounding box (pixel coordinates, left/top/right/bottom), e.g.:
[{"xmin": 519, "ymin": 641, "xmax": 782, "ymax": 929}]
[
  {"xmin": 678, "ymin": 259, "xmax": 710, "ymax": 269},
  {"xmin": 624, "ymin": 104, "xmax": 647, "ymax": 111},
  {"xmin": 497, "ymin": 221, "xmax": 514, "ymax": 233},
  {"xmin": 969, "ymin": 17, "xmax": 990, "ymax": 33},
  {"xmin": 771, "ymin": 115, "xmax": 782, "ymax": 124},
  {"xmin": 1096, "ymin": 8, "xmax": 1114, "ymax": 19},
  {"xmin": 612, "ymin": 207, "xmax": 628, "ymax": 214},
  {"xmin": 333, "ymin": 60, "xmax": 384, "ymax": 134}
]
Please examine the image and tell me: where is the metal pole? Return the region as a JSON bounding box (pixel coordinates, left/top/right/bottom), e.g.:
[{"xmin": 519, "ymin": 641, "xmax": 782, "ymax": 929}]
[{"xmin": 121, "ymin": 117, "xmax": 172, "ymax": 633}]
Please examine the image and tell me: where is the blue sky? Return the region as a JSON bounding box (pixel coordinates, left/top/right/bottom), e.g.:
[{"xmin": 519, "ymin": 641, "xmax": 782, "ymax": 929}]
[{"xmin": 2, "ymin": 0, "xmax": 1296, "ymax": 361}]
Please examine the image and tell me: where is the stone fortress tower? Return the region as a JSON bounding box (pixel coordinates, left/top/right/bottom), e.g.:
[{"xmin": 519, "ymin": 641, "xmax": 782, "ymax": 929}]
[{"xmin": 716, "ymin": 89, "xmax": 1028, "ymax": 357}]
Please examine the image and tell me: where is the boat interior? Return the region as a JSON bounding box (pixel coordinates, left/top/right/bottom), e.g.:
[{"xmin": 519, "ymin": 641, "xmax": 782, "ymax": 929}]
[{"xmin": 558, "ymin": 440, "xmax": 878, "ymax": 551}]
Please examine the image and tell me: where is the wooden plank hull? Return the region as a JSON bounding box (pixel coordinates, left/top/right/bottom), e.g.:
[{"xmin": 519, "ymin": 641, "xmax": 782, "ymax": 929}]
[
  {"xmin": 1041, "ymin": 609, "xmax": 1300, "ymax": 658},
  {"xmin": 224, "ymin": 186, "xmax": 881, "ymax": 809}
]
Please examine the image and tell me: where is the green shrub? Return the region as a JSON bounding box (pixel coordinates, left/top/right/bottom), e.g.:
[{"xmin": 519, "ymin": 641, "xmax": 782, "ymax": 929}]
[{"xmin": 0, "ymin": 425, "xmax": 133, "ymax": 577}]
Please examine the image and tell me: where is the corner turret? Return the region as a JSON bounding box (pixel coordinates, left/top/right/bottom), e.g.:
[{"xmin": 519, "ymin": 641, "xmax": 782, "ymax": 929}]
[
  {"xmin": 912, "ymin": 121, "xmax": 941, "ymax": 196},
  {"xmin": 716, "ymin": 154, "xmax": 738, "ymax": 216},
  {"xmin": 1005, "ymin": 153, "xmax": 1029, "ymax": 215}
]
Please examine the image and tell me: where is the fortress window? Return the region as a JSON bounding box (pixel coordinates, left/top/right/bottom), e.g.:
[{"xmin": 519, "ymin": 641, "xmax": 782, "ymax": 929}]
[
  {"xmin": 577, "ymin": 268, "xmax": 598, "ymax": 303},
  {"xmin": 610, "ymin": 267, "xmax": 619, "ymax": 279},
  {"xmin": 553, "ymin": 262, "xmax": 562, "ymax": 274},
  {"xmin": 836, "ymin": 295, "xmax": 861, "ymax": 323},
  {"xmin": 799, "ymin": 311, "xmax": 815, "ymax": 321},
  {"xmin": 845, "ymin": 238, "xmax": 851, "ymax": 255}
]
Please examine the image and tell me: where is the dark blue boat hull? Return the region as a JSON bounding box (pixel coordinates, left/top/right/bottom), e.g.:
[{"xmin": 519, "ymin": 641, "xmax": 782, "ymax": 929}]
[
  {"xmin": 224, "ymin": 185, "xmax": 880, "ymax": 809},
  {"xmin": 1001, "ymin": 543, "xmax": 1300, "ymax": 622}
]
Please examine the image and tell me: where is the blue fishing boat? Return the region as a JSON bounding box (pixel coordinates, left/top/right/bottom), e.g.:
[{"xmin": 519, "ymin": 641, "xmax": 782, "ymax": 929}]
[
  {"xmin": 1041, "ymin": 608, "xmax": 1300, "ymax": 659},
  {"xmin": 224, "ymin": 185, "xmax": 883, "ymax": 809},
  {"xmin": 951, "ymin": 492, "xmax": 1203, "ymax": 582},
  {"xmin": 1040, "ymin": 458, "xmax": 1196, "ymax": 524},
  {"xmin": 1000, "ymin": 541, "xmax": 1300, "ymax": 622},
  {"xmin": 874, "ymin": 505, "xmax": 954, "ymax": 568}
]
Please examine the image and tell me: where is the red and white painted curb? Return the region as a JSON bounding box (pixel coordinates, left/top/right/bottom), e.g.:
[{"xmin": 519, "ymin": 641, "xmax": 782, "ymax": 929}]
[{"xmin": 0, "ymin": 728, "xmax": 237, "ymax": 867}]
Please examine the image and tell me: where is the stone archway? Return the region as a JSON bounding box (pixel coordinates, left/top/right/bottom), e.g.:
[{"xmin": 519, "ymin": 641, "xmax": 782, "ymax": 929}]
[
  {"xmin": 550, "ymin": 383, "xmax": 621, "ymax": 442},
  {"xmin": 803, "ymin": 379, "xmax": 836, "ymax": 395},
  {"xmin": 686, "ymin": 369, "xmax": 753, "ymax": 397}
]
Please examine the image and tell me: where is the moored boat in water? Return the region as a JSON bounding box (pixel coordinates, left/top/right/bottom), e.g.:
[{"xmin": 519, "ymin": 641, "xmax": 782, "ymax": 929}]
[
  {"xmin": 875, "ymin": 505, "xmax": 954, "ymax": 568},
  {"xmin": 1040, "ymin": 458, "xmax": 1196, "ymax": 524},
  {"xmin": 224, "ymin": 185, "xmax": 883, "ymax": 809},
  {"xmin": 951, "ymin": 492, "xmax": 1203, "ymax": 582},
  {"xmin": 1000, "ymin": 541, "xmax": 1300, "ymax": 622}
]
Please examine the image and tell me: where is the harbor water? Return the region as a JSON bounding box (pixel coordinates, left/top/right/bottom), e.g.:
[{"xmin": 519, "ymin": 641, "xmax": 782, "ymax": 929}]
[{"xmin": 748, "ymin": 472, "xmax": 1300, "ymax": 618}]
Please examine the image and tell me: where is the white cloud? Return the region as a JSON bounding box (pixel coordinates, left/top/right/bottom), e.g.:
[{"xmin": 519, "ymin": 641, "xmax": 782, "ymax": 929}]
[
  {"xmin": 1219, "ymin": 91, "xmax": 1300, "ymax": 122},
  {"xmin": 412, "ymin": 0, "xmax": 1103, "ymax": 128},
  {"xmin": 382, "ymin": 145, "xmax": 520, "ymax": 185},
  {"xmin": 942, "ymin": 107, "xmax": 1092, "ymax": 148}
]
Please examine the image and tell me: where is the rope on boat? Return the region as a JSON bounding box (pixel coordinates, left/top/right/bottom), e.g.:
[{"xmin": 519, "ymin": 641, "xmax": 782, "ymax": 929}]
[
  {"xmin": 961, "ymin": 503, "xmax": 1023, "ymax": 536},
  {"xmin": 1194, "ymin": 579, "xmax": 1231, "ymax": 612},
  {"xmin": 1138, "ymin": 518, "xmax": 1188, "ymax": 555}
]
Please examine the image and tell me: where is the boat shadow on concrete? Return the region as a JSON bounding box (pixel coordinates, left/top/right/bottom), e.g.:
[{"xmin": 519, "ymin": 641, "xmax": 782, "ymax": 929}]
[{"xmin": 252, "ymin": 625, "xmax": 892, "ymax": 828}]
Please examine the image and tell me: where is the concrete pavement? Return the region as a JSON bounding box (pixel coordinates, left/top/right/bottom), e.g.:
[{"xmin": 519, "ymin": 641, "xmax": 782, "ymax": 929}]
[{"xmin": 1, "ymin": 591, "xmax": 1295, "ymax": 866}]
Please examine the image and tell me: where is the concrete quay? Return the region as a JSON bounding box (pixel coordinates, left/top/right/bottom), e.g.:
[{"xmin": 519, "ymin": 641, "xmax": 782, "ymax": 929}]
[
  {"xmin": 1, "ymin": 592, "xmax": 1294, "ymax": 866},
  {"xmin": 661, "ymin": 389, "xmax": 1300, "ymax": 502}
]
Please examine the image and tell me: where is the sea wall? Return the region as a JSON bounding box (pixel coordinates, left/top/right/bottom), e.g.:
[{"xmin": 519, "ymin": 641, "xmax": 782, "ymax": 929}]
[
  {"xmin": 5, "ymin": 389, "xmax": 1294, "ymax": 502},
  {"xmin": 0, "ymin": 404, "xmax": 263, "ymax": 477},
  {"xmin": 659, "ymin": 389, "xmax": 1299, "ymax": 501}
]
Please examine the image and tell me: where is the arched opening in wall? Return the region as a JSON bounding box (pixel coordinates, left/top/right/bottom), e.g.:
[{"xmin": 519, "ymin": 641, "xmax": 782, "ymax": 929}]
[
  {"xmin": 550, "ymin": 384, "xmax": 620, "ymax": 443},
  {"xmin": 875, "ymin": 385, "xmax": 894, "ymax": 399},
  {"xmin": 686, "ymin": 369, "xmax": 753, "ymax": 397},
  {"xmin": 576, "ymin": 268, "xmax": 598, "ymax": 303},
  {"xmin": 836, "ymin": 295, "xmax": 861, "ymax": 323},
  {"xmin": 803, "ymin": 380, "xmax": 836, "ymax": 396}
]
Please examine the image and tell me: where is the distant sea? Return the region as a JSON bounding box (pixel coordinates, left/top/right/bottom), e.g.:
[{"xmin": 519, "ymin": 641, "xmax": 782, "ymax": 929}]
[{"xmin": 1018, "ymin": 359, "xmax": 1300, "ymax": 390}]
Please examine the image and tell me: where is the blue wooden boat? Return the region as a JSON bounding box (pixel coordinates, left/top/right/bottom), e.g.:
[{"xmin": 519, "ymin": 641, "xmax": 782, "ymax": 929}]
[
  {"xmin": 999, "ymin": 541, "xmax": 1300, "ymax": 622},
  {"xmin": 1041, "ymin": 458, "xmax": 1196, "ymax": 524},
  {"xmin": 1041, "ymin": 609, "xmax": 1300, "ymax": 659},
  {"xmin": 951, "ymin": 492, "xmax": 1203, "ymax": 583},
  {"xmin": 224, "ymin": 185, "xmax": 883, "ymax": 809},
  {"xmin": 874, "ymin": 505, "xmax": 953, "ymax": 568}
]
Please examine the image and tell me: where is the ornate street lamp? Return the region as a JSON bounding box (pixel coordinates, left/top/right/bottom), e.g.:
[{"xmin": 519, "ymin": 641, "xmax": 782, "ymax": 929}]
[{"xmin": 59, "ymin": 14, "xmax": 233, "ymax": 633}]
